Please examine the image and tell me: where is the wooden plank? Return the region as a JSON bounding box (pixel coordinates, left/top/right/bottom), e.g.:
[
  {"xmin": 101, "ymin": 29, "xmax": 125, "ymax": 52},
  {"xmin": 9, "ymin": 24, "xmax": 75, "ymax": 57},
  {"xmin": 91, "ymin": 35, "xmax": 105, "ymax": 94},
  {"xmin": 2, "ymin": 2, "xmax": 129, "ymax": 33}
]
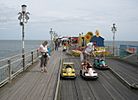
[
  {"xmin": 1, "ymin": 63, "xmax": 43, "ymax": 100},
  {"xmin": 0, "ymin": 49, "xmax": 62, "ymax": 100}
]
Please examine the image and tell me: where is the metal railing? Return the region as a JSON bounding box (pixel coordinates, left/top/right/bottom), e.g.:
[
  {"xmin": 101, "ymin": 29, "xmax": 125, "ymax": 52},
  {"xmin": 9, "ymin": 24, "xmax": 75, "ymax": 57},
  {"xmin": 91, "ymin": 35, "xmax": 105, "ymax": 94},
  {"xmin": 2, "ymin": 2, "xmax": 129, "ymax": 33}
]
[{"xmin": 0, "ymin": 49, "xmax": 40, "ymax": 87}]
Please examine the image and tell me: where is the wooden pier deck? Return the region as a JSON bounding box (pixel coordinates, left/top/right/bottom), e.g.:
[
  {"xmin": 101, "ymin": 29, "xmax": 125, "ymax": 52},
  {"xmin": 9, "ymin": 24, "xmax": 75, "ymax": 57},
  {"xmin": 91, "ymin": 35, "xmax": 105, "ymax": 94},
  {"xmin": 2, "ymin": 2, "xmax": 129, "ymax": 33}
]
[
  {"xmin": 0, "ymin": 50, "xmax": 62, "ymax": 100},
  {"xmin": 0, "ymin": 48, "xmax": 138, "ymax": 100}
]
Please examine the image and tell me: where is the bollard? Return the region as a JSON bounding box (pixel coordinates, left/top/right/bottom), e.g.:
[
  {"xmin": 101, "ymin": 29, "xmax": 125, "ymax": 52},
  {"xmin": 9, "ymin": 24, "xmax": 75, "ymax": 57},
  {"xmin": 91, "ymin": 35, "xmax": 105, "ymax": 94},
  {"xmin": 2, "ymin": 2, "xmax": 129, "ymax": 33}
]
[
  {"xmin": 22, "ymin": 54, "xmax": 25, "ymax": 71},
  {"xmin": 8, "ymin": 59, "xmax": 11, "ymax": 83},
  {"xmin": 31, "ymin": 51, "xmax": 34, "ymax": 64}
]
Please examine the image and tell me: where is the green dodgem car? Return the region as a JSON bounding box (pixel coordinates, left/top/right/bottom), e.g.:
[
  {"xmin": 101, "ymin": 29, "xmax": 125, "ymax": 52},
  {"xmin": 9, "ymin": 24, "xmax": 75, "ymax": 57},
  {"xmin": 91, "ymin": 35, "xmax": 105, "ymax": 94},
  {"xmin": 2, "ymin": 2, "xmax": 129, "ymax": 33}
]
[{"xmin": 93, "ymin": 57, "xmax": 109, "ymax": 70}]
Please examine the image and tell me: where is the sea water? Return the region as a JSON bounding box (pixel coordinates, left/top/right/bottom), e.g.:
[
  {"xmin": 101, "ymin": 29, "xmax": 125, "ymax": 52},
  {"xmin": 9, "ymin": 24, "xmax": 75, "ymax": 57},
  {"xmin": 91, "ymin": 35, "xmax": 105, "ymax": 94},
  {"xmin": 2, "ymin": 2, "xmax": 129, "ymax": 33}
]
[
  {"xmin": 0, "ymin": 40, "xmax": 45, "ymax": 59},
  {"xmin": 0, "ymin": 40, "xmax": 138, "ymax": 59}
]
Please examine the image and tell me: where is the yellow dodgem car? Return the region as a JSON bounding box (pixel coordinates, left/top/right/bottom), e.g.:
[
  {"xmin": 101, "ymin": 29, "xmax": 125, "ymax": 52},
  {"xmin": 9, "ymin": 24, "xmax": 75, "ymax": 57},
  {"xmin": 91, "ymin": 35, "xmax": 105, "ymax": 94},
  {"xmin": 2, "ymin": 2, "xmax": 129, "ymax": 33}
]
[{"xmin": 60, "ymin": 62, "xmax": 76, "ymax": 79}]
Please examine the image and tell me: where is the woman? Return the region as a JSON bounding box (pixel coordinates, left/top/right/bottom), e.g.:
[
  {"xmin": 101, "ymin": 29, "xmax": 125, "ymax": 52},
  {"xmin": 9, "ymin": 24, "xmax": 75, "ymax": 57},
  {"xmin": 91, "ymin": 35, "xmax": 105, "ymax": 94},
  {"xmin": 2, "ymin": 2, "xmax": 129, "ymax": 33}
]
[{"xmin": 39, "ymin": 41, "xmax": 49, "ymax": 72}]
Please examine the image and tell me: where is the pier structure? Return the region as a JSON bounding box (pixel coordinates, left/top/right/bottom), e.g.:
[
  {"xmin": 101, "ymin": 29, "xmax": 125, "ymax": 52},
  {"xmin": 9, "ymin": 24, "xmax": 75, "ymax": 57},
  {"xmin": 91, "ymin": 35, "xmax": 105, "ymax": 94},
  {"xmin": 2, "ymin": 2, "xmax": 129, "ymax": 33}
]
[{"xmin": 0, "ymin": 46, "xmax": 138, "ymax": 100}]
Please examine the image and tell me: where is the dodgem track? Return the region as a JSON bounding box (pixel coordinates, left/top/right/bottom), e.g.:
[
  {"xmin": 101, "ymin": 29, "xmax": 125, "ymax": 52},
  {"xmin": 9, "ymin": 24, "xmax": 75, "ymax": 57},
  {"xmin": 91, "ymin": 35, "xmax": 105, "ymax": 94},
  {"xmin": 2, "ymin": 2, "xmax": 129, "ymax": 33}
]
[{"xmin": 58, "ymin": 57, "xmax": 138, "ymax": 100}]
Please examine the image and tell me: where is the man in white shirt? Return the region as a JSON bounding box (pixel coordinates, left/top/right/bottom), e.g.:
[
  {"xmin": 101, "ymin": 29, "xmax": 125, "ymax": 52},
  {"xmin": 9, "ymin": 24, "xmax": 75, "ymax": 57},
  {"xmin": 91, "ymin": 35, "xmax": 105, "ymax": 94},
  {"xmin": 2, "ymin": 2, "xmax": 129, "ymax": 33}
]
[
  {"xmin": 84, "ymin": 42, "xmax": 94, "ymax": 54},
  {"xmin": 83, "ymin": 42, "xmax": 95, "ymax": 60}
]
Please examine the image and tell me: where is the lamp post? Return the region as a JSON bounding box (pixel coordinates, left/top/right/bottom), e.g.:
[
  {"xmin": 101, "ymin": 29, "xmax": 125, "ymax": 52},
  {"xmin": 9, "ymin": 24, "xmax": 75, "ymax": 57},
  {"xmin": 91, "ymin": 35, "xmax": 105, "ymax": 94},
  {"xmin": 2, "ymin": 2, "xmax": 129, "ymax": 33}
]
[
  {"xmin": 49, "ymin": 28, "xmax": 53, "ymax": 48},
  {"xmin": 18, "ymin": 5, "xmax": 30, "ymax": 70},
  {"xmin": 53, "ymin": 31, "xmax": 56, "ymax": 41},
  {"xmin": 111, "ymin": 23, "xmax": 117, "ymax": 56}
]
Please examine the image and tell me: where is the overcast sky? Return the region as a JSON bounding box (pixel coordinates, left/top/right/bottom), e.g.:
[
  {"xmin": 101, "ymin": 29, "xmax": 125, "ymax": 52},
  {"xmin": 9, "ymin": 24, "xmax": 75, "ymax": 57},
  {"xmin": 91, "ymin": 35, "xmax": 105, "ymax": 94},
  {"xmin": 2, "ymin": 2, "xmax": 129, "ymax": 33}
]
[{"xmin": 0, "ymin": 0, "xmax": 138, "ymax": 41}]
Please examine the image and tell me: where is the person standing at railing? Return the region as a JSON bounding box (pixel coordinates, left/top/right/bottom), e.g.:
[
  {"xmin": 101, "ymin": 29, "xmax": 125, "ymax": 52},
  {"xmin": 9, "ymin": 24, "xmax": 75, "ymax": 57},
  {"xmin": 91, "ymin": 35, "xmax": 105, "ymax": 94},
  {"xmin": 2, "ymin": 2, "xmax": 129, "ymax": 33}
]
[
  {"xmin": 39, "ymin": 41, "xmax": 50, "ymax": 72},
  {"xmin": 82, "ymin": 42, "xmax": 95, "ymax": 61}
]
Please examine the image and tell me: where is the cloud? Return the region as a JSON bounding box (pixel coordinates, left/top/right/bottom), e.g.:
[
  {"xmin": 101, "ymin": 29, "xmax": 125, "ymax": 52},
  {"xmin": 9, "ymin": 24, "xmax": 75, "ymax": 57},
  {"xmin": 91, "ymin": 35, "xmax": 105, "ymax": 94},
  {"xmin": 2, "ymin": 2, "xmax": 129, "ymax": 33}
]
[
  {"xmin": 0, "ymin": 0, "xmax": 138, "ymax": 40},
  {"xmin": 0, "ymin": 4, "xmax": 17, "ymax": 25}
]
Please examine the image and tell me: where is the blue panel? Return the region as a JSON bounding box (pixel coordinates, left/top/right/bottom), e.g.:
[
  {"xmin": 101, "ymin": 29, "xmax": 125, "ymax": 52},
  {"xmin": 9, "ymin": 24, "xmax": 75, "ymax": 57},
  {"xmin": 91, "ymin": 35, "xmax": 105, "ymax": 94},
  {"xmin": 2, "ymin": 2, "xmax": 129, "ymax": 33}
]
[{"xmin": 90, "ymin": 36, "xmax": 104, "ymax": 46}]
